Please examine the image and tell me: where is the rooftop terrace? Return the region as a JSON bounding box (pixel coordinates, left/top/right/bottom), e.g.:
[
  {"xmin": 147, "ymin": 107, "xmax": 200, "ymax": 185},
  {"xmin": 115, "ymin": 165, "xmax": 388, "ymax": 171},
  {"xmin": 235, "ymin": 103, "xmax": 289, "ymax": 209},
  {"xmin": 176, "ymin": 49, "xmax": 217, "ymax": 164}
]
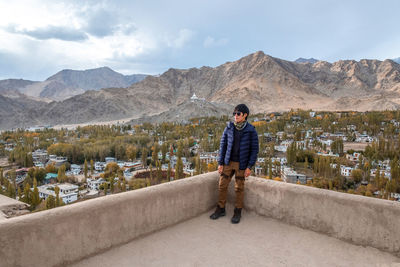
[
  {"xmin": 1, "ymin": 172, "xmax": 400, "ymax": 266},
  {"xmin": 73, "ymin": 204, "xmax": 398, "ymax": 267}
]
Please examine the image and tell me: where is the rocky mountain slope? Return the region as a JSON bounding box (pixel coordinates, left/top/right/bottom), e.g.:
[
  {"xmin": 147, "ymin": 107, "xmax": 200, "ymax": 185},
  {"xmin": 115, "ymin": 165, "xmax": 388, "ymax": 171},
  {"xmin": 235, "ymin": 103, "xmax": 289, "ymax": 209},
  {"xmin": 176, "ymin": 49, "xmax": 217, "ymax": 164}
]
[
  {"xmin": 1, "ymin": 51, "xmax": 400, "ymax": 130},
  {"xmin": 0, "ymin": 67, "xmax": 147, "ymax": 101},
  {"xmin": 20, "ymin": 67, "xmax": 147, "ymax": 101},
  {"xmin": 129, "ymin": 100, "xmax": 234, "ymax": 125},
  {"xmin": 0, "ymin": 79, "xmax": 37, "ymax": 94},
  {"xmin": 0, "ymin": 94, "xmax": 45, "ymax": 130}
]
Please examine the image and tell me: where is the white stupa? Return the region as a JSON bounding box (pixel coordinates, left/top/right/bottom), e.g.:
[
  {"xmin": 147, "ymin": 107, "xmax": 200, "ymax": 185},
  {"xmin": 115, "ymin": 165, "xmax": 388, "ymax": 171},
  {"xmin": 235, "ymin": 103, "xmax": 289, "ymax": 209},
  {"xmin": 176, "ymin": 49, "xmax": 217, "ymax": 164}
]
[
  {"xmin": 190, "ymin": 93, "xmax": 199, "ymax": 102},
  {"xmin": 190, "ymin": 93, "xmax": 205, "ymax": 102}
]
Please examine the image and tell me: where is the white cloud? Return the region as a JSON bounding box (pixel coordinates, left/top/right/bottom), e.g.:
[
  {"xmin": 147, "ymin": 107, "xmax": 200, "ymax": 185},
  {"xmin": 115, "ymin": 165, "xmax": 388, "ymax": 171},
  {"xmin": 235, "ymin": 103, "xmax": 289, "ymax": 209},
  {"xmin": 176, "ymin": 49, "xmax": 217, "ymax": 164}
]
[
  {"xmin": 0, "ymin": 0, "xmax": 160, "ymax": 79},
  {"xmin": 0, "ymin": 1, "xmax": 81, "ymax": 30},
  {"xmin": 165, "ymin": 29, "xmax": 195, "ymax": 48},
  {"xmin": 6, "ymin": 24, "xmax": 88, "ymax": 41},
  {"xmin": 203, "ymin": 36, "xmax": 229, "ymax": 48}
]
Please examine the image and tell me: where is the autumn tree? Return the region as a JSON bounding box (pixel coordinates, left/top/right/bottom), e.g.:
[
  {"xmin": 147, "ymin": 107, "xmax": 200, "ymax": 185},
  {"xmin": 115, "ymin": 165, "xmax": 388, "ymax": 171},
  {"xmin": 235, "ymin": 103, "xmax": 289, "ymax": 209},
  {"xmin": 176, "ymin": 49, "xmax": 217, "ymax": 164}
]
[
  {"xmin": 104, "ymin": 162, "xmax": 119, "ymax": 179},
  {"xmin": 161, "ymin": 142, "xmax": 168, "ymax": 163},
  {"xmin": 23, "ymin": 183, "xmax": 31, "ymax": 204},
  {"xmin": 57, "ymin": 165, "xmax": 66, "ymax": 183},
  {"xmin": 156, "ymin": 160, "xmax": 162, "ymax": 181},
  {"xmin": 9, "ymin": 169, "xmax": 16, "ymax": 188},
  {"xmin": 122, "ymin": 179, "xmax": 127, "ymax": 192},
  {"xmin": 103, "ymin": 182, "xmax": 108, "ymax": 195},
  {"xmin": 268, "ymin": 160, "xmax": 273, "ymax": 179},
  {"xmin": 141, "ymin": 148, "xmax": 147, "ymax": 167},
  {"xmin": 167, "ymin": 162, "xmax": 171, "ymax": 181},
  {"xmin": 351, "ymin": 169, "xmax": 363, "ymax": 184},
  {"xmin": 151, "ymin": 144, "xmax": 159, "ymax": 165},
  {"xmin": 109, "ymin": 176, "xmax": 115, "ymax": 193},
  {"xmin": 126, "ymin": 145, "xmax": 137, "ymax": 161},
  {"xmin": 0, "ymin": 168, "xmax": 3, "ymax": 186},
  {"xmin": 46, "ymin": 195, "xmax": 56, "ymax": 209},
  {"xmin": 175, "ymin": 157, "xmax": 184, "ymax": 179},
  {"xmin": 18, "ymin": 187, "xmax": 22, "ymax": 200},
  {"xmin": 8, "ymin": 183, "xmax": 16, "ymax": 199},
  {"xmin": 207, "ymin": 161, "xmax": 218, "ymax": 172},
  {"xmin": 195, "ymin": 155, "xmax": 202, "ymax": 175},
  {"xmin": 286, "ymin": 142, "xmax": 297, "ymax": 166},
  {"xmin": 31, "ymin": 178, "xmax": 40, "ymax": 208},
  {"xmin": 84, "ymin": 159, "xmax": 88, "ymax": 179},
  {"xmin": 46, "ymin": 163, "xmax": 57, "ymax": 174},
  {"xmin": 90, "ymin": 159, "xmax": 94, "ymax": 175},
  {"xmin": 55, "ymin": 186, "xmax": 61, "ymax": 207}
]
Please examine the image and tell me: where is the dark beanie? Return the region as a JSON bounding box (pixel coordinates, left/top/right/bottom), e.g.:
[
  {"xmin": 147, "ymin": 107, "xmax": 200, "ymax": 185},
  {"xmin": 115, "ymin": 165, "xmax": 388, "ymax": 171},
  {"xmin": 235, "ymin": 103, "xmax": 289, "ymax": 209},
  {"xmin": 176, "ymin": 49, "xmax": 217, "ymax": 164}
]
[{"xmin": 234, "ymin": 104, "xmax": 250, "ymax": 119}]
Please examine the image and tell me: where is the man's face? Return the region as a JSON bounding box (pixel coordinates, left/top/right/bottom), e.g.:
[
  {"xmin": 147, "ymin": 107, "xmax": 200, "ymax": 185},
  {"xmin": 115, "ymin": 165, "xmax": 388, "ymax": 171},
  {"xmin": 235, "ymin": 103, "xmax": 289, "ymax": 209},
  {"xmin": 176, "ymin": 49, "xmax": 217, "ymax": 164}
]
[{"xmin": 233, "ymin": 111, "xmax": 247, "ymax": 123}]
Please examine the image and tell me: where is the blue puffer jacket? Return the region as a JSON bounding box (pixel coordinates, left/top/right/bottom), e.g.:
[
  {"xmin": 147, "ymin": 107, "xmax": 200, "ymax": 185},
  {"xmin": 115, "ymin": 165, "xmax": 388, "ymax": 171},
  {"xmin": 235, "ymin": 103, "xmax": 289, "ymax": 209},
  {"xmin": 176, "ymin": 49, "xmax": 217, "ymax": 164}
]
[{"xmin": 218, "ymin": 121, "xmax": 259, "ymax": 170}]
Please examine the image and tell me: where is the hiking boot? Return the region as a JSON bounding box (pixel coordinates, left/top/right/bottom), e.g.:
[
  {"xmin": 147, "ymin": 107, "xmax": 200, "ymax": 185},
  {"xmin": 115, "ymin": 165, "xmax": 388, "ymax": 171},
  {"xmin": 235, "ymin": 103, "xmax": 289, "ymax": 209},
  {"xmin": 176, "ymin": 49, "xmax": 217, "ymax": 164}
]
[
  {"xmin": 231, "ymin": 208, "xmax": 242, "ymax": 224},
  {"xmin": 210, "ymin": 205, "xmax": 225, "ymax": 220}
]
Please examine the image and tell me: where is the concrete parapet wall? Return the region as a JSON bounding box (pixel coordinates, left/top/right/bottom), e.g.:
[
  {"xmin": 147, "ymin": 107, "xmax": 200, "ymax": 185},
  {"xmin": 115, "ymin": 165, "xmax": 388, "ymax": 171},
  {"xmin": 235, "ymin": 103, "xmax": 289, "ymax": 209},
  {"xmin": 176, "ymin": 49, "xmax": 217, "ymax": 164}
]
[
  {"xmin": 0, "ymin": 173, "xmax": 219, "ymax": 267},
  {"xmin": 2, "ymin": 172, "xmax": 400, "ymax": 266},
  {"xmin": 241, "ymin": 177, "xmax": 400, "ymax": 257}
]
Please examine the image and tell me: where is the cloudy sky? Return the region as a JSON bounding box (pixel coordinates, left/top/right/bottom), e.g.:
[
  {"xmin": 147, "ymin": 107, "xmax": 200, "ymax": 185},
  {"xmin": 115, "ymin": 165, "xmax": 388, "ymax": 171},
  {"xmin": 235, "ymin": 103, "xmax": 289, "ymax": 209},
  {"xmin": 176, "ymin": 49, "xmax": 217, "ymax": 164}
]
[{"xmin": 0, "ymin": 0, "xmax": 399, "ymax": 80}]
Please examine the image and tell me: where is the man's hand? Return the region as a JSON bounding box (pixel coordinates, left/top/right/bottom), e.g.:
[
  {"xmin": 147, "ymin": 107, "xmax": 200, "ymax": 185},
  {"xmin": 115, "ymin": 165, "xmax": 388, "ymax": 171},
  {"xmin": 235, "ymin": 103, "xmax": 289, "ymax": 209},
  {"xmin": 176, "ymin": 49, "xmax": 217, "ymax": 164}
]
[
  {"xmin": 244, "ymin": 168, "xmax": 251, "ymax": 177},
  {"xmin": 218, "ymin": 165, "xmax": 223, "ymax": 174}
]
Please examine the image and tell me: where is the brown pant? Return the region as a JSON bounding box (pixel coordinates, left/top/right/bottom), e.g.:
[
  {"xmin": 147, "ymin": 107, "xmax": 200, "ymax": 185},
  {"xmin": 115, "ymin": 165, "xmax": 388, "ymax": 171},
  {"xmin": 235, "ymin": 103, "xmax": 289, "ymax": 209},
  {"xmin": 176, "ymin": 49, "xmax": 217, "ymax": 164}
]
[{"xmin": 217, "ymin": 161, "xmax": 245, "ymax": 209}]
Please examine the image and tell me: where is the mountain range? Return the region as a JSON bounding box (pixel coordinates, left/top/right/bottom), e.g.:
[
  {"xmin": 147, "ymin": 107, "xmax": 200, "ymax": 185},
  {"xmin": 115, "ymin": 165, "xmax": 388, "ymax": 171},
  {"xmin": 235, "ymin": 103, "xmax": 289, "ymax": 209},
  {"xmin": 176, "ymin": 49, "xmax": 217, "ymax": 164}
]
[
  {"xmin": 0, "ymin": 67, "xmax": 147, "ymax": 101},
  {"xmin": 1, "ymin": 51, "xmax": 400, "ymax": 130},
  {"xmin": 295, "ymin": 58, "xmax": 319, "ymax": 64}
]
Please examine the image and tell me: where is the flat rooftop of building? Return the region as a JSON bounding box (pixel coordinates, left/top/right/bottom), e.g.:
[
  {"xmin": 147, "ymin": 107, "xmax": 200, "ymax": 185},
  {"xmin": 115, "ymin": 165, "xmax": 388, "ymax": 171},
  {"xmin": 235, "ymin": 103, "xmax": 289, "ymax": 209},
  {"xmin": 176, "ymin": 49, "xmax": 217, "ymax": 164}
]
[
  {"xmin": 0, "ymin": 194, "xmax": 29, "ymax": 220},
  {"xmin": 72, "ymin": 204, "xmax": 399, "ymax": 267}
]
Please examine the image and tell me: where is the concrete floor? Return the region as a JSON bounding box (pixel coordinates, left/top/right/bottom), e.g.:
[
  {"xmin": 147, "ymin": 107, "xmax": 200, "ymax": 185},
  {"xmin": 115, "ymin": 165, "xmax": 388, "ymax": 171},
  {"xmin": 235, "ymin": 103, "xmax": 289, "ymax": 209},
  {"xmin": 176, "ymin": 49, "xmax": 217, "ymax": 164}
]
[{"xmin": 73, "ymin": 205, "xmax": 400, "ymax": 267}]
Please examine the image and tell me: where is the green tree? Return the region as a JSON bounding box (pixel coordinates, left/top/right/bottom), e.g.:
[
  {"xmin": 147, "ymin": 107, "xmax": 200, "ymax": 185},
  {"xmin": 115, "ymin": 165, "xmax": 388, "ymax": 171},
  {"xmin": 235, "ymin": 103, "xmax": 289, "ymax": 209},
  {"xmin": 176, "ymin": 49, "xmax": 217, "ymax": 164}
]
[
  {"xmin": 8, "ymin": 183, "xmax": 16, "ymax": 199},
  {"xmin": 122, "ymin": 179, "xmax": 127, "ymax": 192},
  {"xmin": 175, "ymin": 157, "xmax": 184, "ymax": 179},
  {"xmin": 386, "ymin": 179, "xmax": 397, "ymax": 199},
  {"xmin": 287, "ymin": 142, "xmax": 297, "ymax": 166},
  {"xmin": 167, "ymin": 162, "xmax": 171, "ymax": 181},
  {"xmin": 304, "ymin": 156, "xmax": 309, "ymax": 169},
  {"xmin": 268, "ymin": 160, "xmax": 273, "ymax": 179},
  {"xmin": 103, "ymin": 182, "xmax": 108, "ymax": 195},
  {"xmin": 151, "ymin": 144, "xmax": 159, "ymax": 165},
  {"xmin": 18, "ymin": 187, "xmax": 22, "ymax": 200},
  {"xmin": 109, "ymin": 176, "xmax": 115, "ymax": 193},
  {"xmin": 32, "ymin": 178, "xmax": 40, "ymax": 208},
  {"xmin": 161, "ymin": 142, "xmax": 168, "ymax": 163},
  {"xmin": 23, "ymin": 183, "xmax": 31, "ymax": 204},
  {"xmin": 103, "ymin": 162, "xmax": 119, "ymax": 179},
  {"xmin": 46, "ymin": 195, "xmax": 55, "ymax": 209},
  {"xmin": 84, "ymin": 159, "xmax": 88, "ymax": 179},
  {"xmin": 351, "ymin": 169, "xmax": 363, "ymax": 184},
  {"xmin": 9, "ymin": 169, "xmax": 16, "ymax": 188},
  {"xmin": 57, "ymin": 165, "xmax": 66, "ymax": 183},
  {"xmin": 177, "ymin": 140, "xmax": 183, "ymax": 158},
  {"xmin": 126, "ymin": 145, "xmax": 137, "ymax": 161},
  {"xmin": 149, "ymin": 164, "xmax": 153, "ymax": 180},
  {"xmin": 195, "ymin": 155, "xmax": 201, "ymax": 175},
  {"xmin": 141, "ymin": 148, "xmax": 147, "ymax": 167},
  {"xmin": 90, "ymin": 159, "xmax": 94, "ymax": 175},
  {"xmin": 55, "ymin": 186, "xmax": 61, "ymax": 207},
  {"xmin": 156, "ymin": 160, "xmax": 162, "ymax": 181}
]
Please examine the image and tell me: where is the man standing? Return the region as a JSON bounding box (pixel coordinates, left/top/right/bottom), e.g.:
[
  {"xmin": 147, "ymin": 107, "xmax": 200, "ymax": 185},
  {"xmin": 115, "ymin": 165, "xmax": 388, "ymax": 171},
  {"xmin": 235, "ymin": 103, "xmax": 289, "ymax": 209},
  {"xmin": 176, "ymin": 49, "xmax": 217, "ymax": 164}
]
[{"xmin": 210, "ymin": 104, "xmax": 259, "ymax": 224}]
